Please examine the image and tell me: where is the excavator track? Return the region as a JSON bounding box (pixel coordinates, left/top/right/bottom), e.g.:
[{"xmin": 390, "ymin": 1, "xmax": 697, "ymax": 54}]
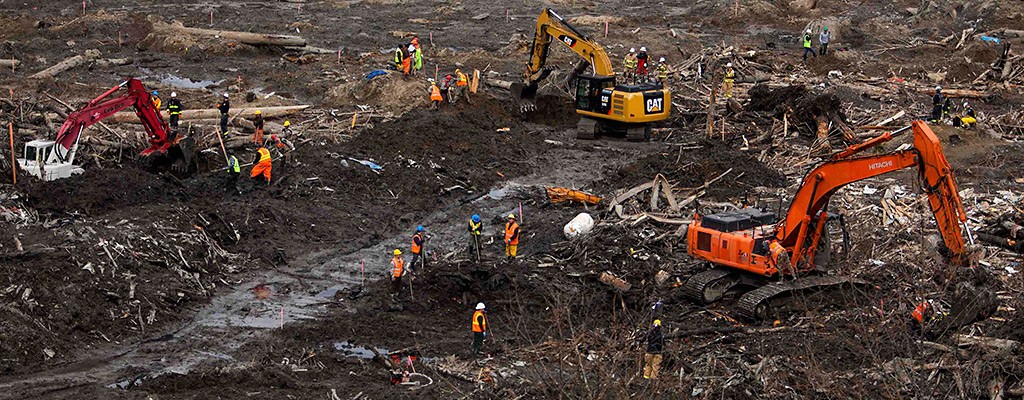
[
  {"xmin": 682, "ymin": 268, "xmax": 742, "ymax": 304},
  {"xmin": 734, "ymin": 275, "xmax": 868, "ymax": 321}
]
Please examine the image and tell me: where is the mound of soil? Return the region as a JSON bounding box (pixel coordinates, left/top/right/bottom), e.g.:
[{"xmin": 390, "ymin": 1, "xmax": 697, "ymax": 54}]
[{"xmin": 598, "ymin": 140, "xmax": 785, "ymax": 201}]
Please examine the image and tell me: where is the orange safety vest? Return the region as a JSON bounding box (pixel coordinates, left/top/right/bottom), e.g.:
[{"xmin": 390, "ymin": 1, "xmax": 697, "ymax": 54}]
[
  {"xmin": 911, "ymin": 301, "xmax": 931, "ymax": 323},
  {"xmin": 257, "ymin": 147, "xmax": 271, "ymax": 163},
  {"xmin": 472, "ymin": 310, "xmax": 487, "ymax": 333},
  {"xmin": 505, "ymin": 221, "xmax": 519, "ymax": 245},
  {"xmin": 411, "ymin": 232, "xmax": 424, "ymax": 254},
  {"xmin": 391, "ymin": 256, "xmax": 404, "ymax": 278},
  {"xmin": 456, "ymin": 72, "xmax": 468, "ymax": 87},
  {"xmin": 430, "ymin": 85, "xmax": 443, "ymax": 102}
]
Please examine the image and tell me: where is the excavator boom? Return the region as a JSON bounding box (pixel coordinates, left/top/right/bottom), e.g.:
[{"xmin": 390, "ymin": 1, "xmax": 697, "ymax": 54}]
[
  {"xmin": 775, "ymin": 120, "xmax": 968, "ymax": 265},
  {"xmin": 523, "ymin": 9, "xmax": 614, "ymax": 85}
]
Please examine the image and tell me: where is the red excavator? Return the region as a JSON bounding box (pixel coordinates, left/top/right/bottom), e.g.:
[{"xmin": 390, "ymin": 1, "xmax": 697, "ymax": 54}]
[
  {"xmin": 684, "ymin": 121, "xmax": 973, "ymax": 319},
  {"xmin": 17, "ymin": 78, "xmax": 195, "ymax": 180}
]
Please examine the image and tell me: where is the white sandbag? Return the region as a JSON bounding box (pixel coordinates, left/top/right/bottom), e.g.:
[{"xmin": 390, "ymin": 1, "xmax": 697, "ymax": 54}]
[{"xmin": 563, "ymin": 213, "xmax": 595, "ymax": 238}]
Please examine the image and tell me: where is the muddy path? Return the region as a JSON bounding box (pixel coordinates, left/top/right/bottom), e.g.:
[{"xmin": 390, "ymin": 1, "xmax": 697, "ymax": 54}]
[{"xmin": 0, "ymin": 125, "xmax": 652, "ymax": 398}]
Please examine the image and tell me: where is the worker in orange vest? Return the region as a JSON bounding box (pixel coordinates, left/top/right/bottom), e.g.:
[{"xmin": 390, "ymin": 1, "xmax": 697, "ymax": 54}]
[
  {"xmin": 454, "ymin": 69, "xmax": 471, "ymax": 104},
  {"xmin": 411, "ymin": 225, "xmax": 427, "ymax": 271},
  {"xmin": 250, "ymin": 145, "xmax": 272, "ymax": 185},
  {"xmin": 471, "ymin": 302, "xmax": 488, "ymax": 355},
  {"xmin": 253, "ymin": 110, "xmax": 265, "ymax": 145},
  {"xmin": 391, "ymin": 249, "xmax": 405, "ymax": 295},
  {"xmin": 428, "ymin": 79, "xmax": 443, "ymax": 110},
  {"xmin": 504, "ymin": 214, "xmax": 520, "ymax": 262}
]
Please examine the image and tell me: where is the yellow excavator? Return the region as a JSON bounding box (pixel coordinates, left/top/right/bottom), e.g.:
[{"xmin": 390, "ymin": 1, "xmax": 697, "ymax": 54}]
[{"xmin": 513, "ymin": 9, "xmax": 671, "ymax": 141}]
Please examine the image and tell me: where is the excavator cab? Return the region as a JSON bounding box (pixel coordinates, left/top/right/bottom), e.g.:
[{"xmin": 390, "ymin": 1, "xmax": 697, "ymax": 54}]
[
  {"xmin": 18, "ymin": 139, "xmax": 84, "ymax": 181},
  {"xmin": 573, "ymin": 75, "xmax": 615, "ymax": 114}
]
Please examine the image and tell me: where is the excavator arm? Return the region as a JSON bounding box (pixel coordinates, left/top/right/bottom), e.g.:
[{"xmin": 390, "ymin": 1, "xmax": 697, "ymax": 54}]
[
  {"xmin": 53, "ymin": 78, "xmax": 173, "ymax": 161},
  {"xmin": 776, "ymin": 121, "xmax": 969, "ymax": 266},
  {"xmin": 523, "ymin": 8, "xmax": 614, "ymax": 84}
]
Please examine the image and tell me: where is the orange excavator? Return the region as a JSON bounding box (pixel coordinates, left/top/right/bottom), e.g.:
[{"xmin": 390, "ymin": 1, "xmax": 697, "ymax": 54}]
[{"xmin": 684, "ymin": 121, "xmax": 973, "ymax": 319}]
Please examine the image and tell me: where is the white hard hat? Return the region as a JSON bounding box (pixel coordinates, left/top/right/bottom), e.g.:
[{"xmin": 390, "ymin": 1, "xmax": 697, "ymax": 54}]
[
  {"xmin": 475, "ymin": 302, "xmax": 485, "ymax": 310},
  {"xmin": 806, "ymin": 29, "xmax": 812, "ymax": 33},
  {"xmin": 222, "ymin": 93, "xmax": 229, "ymax": 98},
  {"xmin": 629, "ymin": 47, "xmax": 636, "ymax": 52},
  {"xmin": 659, "ymin": 57, "xmax": 665, "ymax": 62},
  {"xmin": 936, "ymin": 85, "xmax": 942, "ymax": 91},
  {"xmin": 639, "ymin": 46, "xmax": 647, "ymax": 52},
  {"xmin": 726, "ymin": 62, "xmax": 733, "ymax": 67},
  {"xmin": 170, "ymin": 92, "xmax": 177, "ymax": 97},
  {"xmin": 428, "ymin": 78, "xmax": 435, "ymax": 82}
]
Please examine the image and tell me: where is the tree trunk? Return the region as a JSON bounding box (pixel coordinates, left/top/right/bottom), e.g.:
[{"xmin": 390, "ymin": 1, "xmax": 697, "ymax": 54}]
[{"xmin": 149, "ymin": 20, "xmax": 306, "ymax": 47}]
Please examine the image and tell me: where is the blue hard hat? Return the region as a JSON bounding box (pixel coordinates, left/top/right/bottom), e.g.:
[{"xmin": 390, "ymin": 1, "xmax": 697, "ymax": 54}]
[
  {"xmin": 471, "ymin": 214, "xmax": 481, "ymax": 223},
  {"xmin": 152, "ymin": 91, "xmax": 158, "ymax": 95},
  {"xmin": 416, "ymin": 225, "xmax": 425, "ymax": 232}
]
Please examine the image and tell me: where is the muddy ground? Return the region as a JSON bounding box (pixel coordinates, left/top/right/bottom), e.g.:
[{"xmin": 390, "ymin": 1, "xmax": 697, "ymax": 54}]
[{"xmin": 1, "ymin": 0, "xmax": 1024, "ymax": 399}]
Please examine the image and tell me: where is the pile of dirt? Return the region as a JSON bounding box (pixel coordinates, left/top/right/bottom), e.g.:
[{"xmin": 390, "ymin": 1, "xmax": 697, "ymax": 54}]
[
  {"xmin": 326, "ymin": 73, "xmax": 431, "ymax": 114},
  {"xmin": 22, "ymin": 168, "xmax": 182, "ymax": 215},
  {"xmin": 598, "ymin": 140, "xmax": 786, "ymax": 201}
]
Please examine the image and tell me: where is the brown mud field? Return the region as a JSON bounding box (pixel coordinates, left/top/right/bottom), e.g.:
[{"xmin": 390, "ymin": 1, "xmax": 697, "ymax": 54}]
[{"xmin": 2, "ymin": 0, "xmax": 1024, "ymax": 399}]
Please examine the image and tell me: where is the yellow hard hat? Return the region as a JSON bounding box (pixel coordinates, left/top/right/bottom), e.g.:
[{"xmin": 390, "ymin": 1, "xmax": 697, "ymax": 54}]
[
  {"xmin": 507, "ymin": 213, "xmax": 516, "ymax": 219},
  {"xmin": 393, "ymin": 249, "xmax": 402, "ymax": 255},
  {"xmin": 284, "ymin": 120, "xmax": 291, "ymax": 127},
  {"xmin": 254, "ymin": 110, "xmax": 262, "ymax": 115},
  {"xmin": 653, "ymin": 319, "xmax": 661, "ymax": 326}
]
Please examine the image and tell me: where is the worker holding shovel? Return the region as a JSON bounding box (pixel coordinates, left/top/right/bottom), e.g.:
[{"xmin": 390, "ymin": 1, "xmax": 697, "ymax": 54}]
[{"xmin": 468, "ymin": 214, "xmax": 483, "ymax": 261}]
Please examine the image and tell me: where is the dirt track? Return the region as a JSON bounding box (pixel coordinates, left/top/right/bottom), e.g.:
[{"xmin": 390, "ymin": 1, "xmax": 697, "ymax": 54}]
[{"xmin": 2, "ymin": 0, "xmax": 1024, "ymax": 398}]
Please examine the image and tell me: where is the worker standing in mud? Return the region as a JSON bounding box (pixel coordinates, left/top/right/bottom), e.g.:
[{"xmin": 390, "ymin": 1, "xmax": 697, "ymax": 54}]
[
  {"xmin": 166, "ymin": 92, "xmax": 182, "ymax": 132},
  {"xmin": 642, "ymin": 319, "xmax": 665, "ymax": 380},
  {"xmin": 455, "ymin": 69, "xmax": 471, "ymax": 104},
  {"xmin": 441, "ymin": 74, "xmax": 456, "ymax": 103},
  {"xmin": 723, "ymin": 63, "xmax": 736, "ymax": 99},
  {"xmin": 428, "ymin": 79, "xmax": 443, "ymax": 110},
  {"xmin": 250, "ymin": 145, "xmax": 272, "ymax": 185},
  {"xmin": 468, "ymin": 214, "xmax": 483, "ymax": 261},
  {"xmin": 216, "ymin": 93, "xmax": 230, "ymax": 136},
  {"xmin": 471, "ymin": 302, "xmax": 488, "ymax": 355},
  {"xmin": 623, "ymin": 48, "xmax": 637, "ymax": 83},
  {"xmin": 802, "ymin": 29, "xmax": 817, "ymax": 61},
  {"xmin": 391, "ymin": 249, "xmax": 405, "ymax": 296},
  {"xmin": 394, "ymin": 46, "xmax": 404, "ymax": 72},
  {"xmin": 930, "ymin": 86, "xmax": 945, "ymax": 123},
  {"xmin": 253, "ymin": 110, "xmax": 265, "ymax": 145},
  {"xmin": 412, "ymin": 37, "xmax": 423, "ymax": 74},
  {"xmin": 504, "ymin": 214, "xmax": 520, "ymax": 262},
  {"xmin": 656, "ymin": 57, "xmax": 669, "ymax": 86},
  {"xmin": 270, "ymin": 134, "xmax": 294, "ymax": 167},
  {"xmin": 150, "ymin": 91, "xmax": 161, "ymax": 111},
  {"xmin": 225, "ymin": 150, "xmax": 240, "ymax": 193},
  {"xmin": 819, "ymin": 27, "xmax": 831, "ymax": 56},
  {"xmin": 411, "ymin": 225, "xmax": 427, "ymax": 271},
  {"xmin": 403, "ymin": 44, "xmax": 414, "ymax": 79},
  {"xmin": 636, "ymin": 47, "xmax": 649, "ymax": 81}
]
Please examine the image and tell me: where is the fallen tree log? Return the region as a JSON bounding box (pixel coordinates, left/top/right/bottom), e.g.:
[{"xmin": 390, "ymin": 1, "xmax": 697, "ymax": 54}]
[
  {"xmin": 912, "ymin": 87, "xmax": 988, "ymax": 99},
  {"xmin": 29, "ymin": 49, "xmax": 100, "ymax": 79},
  {"xmin": 150, "ymin": 20, "xmax": 307, "ymax": 47},
  {"xmin": 105, "ymin": 105, "xmax": 309, "ymax": 124},
  {"xmin": 0, "ymin": 59, "xmax": 19, "ymax": 69},
  {"xmin": 598, "ymin": 271, "xmax": 631, "ymax": 292}
]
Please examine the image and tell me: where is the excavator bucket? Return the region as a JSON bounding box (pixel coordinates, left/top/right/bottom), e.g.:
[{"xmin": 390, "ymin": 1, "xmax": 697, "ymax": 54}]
[
  {"xmin": 510, "ymin": 82, "xmax": 539, "ymax": 113},
  {"xmin": 140, "ymin": 136, "xmax": 198, "ymax": 177}
]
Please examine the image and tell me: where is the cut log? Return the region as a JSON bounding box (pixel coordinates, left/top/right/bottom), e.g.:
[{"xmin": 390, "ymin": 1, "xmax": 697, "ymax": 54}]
[
  {"xmin": 0, "ymin": 59, "xmax": 19, "ymax": 69},
  {"xmin": 955, "ymin": 334, "xmax": 1020, "ymax": 353},
  {"xmin": 913, "ymin": 87, "xmax": 988, "ymax": 99},
  {"xmin": 94, "ymin": 58, "xmax": 132, "ymax": 68},
  {"xmin": 150, "ymin": 20, "xmax": 307, "ymax": 47},
  {"xmin": 485, "ymin": 78, "xmax": 514, "ymax": 90},
  {"xmin": 598, "ymin": 271, "xmax": 631, "ymax": 292},
  {"xmin": 29, "ymin": 49, "xmax": 100, "ymax": 79},
  {"xmin": 105, "ymin": 105, "xmax": 309, "ymax": 124}
]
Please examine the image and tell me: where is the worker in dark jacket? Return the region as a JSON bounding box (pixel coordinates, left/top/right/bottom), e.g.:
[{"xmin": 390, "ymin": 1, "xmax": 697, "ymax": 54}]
[
  {"xmin": 411, "ymin": 226, "xmax": 427, "ymax": 271},
  {"xmin": 253, "ymin": 110, "xmax": 265, "ymax": 145},
  {"xmin": 642, "ymin": 320, "xmax": 665, "ymax": 380},
  {"xmin": 930, "ymin": 86, "xmax": 944, "ymax": 123},
  {"xmin": 216, "ymin": 93, "xmax": 230, "ymax": 135},
  {"xmin": 166, "ymin": 92, "xmax": 183, "ymax": 133}
]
